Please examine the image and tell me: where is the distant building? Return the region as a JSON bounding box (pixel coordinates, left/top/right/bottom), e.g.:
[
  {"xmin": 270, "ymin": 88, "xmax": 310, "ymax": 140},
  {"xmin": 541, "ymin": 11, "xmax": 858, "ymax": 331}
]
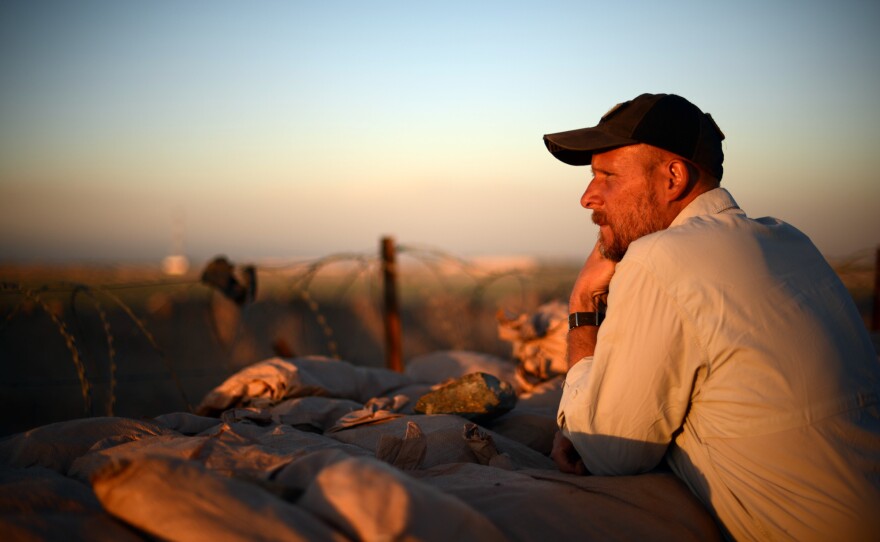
[{"xmin": 162, "ymin": 254, "xmax": 190, "ymax": 276}]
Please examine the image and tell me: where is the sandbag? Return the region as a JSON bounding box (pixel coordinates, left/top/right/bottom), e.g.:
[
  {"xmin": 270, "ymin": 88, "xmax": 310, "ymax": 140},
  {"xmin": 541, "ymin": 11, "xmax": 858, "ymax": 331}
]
[
  {"xmin": 375, "ymin": 420, "xmax": 428, "ymax": 470},
  {"xmin": 328, "ymin": 415, "xmax": 554, "ymax": 470},
  {"xmin": 154, "ymin": 412, "xmax": 223, "ymax": 435},
  {"xmin": 272, "ymin": 448, "xmax": 356, "ymax": 491},
  {"xmin": 0, "ymin": 417, "xmax": 175, "ymax": 473},
  {"xmin": 73, "ymin": 422, "xmax": 370, "ymax": 484},
  {"xmin": 482, "ymin": 407, "xmax": 558, "ymax": 455},
  {"xmin": 69, "ymin": 433, "xmax": 206, "ymax": 482},
  {"xmin": 254, "ymin": 423, "xmax": 372, "ymax": 459},
  {"xmin": 92, "ymin": 454, "xmax": 346, "ymax": 542},
  {"xmin": 198, "ymin": 421, "xmax": 371, "ymax": 478},
  {"xmin": 220, "ymin": 407, "xmax": 275, "ymax": 426},
  {"xmin": 381, "ymin": 383, "xmax": 435, "ymax": 414},
  {"xmin": 197, "ymin": 356, "xmax": 412, "ymax": 415},
  {"xmin": 269, "ymin": 396, "xmax": 363, "ymax": 432},
  {"xmin": 192, "ymin": 424, "xmax": 294, "ymax": 479},
  {"xmin": 413, "ymin": 463, "xmax": 723, "ymax": 542},
  {"xmin": 298, "ymin": 455, "xmax": 507, "ymax": 542},
  {"xmin": 327, "ymin": 395, "xmax": 410, "ymax": 433},
  {"xmin": 196, "ymin": 358, "xmax": 300, "ymax": 415},
  {"xmin": 0, "ymin": 465, "xmax": 146, "ymax": 541}
]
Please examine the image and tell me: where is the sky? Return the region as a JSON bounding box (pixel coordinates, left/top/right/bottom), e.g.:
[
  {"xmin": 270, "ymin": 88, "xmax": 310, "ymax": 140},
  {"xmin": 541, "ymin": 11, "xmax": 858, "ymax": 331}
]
[{"xmin": 1, "ymin": 0, "xmax": 879, "ymax": 265}]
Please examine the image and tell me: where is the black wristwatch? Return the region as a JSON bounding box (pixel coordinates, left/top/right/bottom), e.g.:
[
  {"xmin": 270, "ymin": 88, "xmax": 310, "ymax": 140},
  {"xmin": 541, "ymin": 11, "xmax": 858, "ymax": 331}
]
[{"xmin": 568, "ymin": 311, "xmax": 605, "ymax": 329}]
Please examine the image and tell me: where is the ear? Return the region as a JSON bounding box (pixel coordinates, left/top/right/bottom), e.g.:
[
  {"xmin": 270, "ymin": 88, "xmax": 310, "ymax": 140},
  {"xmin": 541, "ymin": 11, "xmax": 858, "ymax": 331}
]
[{"xmin": 662, "ymin": 159, "xmax": 691, "ymax": 202}]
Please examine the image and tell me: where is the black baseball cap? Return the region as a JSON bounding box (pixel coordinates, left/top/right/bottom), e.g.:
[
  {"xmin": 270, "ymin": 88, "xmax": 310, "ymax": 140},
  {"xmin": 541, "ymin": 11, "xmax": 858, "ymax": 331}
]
[{"xmin": 543, "ymin": 93, "xmax": 725, "ymax": 180}]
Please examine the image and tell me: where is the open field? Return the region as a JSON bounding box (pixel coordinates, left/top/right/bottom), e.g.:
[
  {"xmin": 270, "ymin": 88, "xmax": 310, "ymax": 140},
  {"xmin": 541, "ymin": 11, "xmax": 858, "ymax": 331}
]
[{"xmin": 1, "ymin": 247, "xmax": 876, "ymax": 437}]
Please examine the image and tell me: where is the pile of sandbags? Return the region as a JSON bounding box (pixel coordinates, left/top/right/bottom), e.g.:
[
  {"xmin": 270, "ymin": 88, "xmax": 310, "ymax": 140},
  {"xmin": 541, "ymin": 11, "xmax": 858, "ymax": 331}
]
[{"xmin": 0, "ymin": 354, "xmax": 722, "ymax": 541}]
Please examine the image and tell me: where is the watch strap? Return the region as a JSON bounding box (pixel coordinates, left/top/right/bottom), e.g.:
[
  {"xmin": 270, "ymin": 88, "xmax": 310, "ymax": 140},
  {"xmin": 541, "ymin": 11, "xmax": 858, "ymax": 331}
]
[{"xmin": 568, "ymin": 311, "xmax": 605, "ymax": 329}]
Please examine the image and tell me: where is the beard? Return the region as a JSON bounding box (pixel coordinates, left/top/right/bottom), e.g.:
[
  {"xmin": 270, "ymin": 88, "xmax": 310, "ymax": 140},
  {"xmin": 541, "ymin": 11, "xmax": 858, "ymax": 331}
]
[{"xmin": 592, "ymin": 188, "xmax": 666, "ymax": 262}]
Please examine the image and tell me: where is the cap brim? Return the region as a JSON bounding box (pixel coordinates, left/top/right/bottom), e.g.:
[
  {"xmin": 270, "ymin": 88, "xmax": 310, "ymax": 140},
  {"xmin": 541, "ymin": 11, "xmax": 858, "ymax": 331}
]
[{"xmin": 543, "ymin": 127, "xmax": 636, "ymax": 166}]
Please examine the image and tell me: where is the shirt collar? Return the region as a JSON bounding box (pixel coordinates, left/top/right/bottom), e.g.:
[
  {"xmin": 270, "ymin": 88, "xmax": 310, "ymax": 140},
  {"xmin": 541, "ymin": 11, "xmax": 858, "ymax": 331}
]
[{"xmin": 669, "ymin": 187, "xmax": 741, "ymax": 228}]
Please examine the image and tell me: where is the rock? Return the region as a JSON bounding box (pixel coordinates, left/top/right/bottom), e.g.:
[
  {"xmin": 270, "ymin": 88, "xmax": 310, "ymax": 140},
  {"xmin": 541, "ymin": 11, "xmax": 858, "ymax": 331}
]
[{"xmin": 414, "ymin": 373, "xmax": 516, "ymax": 422}]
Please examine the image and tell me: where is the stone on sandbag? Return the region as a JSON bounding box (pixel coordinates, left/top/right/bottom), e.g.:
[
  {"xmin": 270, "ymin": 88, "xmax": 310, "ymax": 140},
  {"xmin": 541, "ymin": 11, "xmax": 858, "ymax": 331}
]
[{"xmin": 414, "ymin": 373, "xmax": 516, "ymax": 422}]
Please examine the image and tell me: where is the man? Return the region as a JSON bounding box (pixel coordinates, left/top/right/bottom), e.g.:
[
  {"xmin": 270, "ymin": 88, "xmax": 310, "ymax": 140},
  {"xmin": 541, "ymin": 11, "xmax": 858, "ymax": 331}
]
[{"xmin": 543, "ymin": 93, "xmax": 880, "ymax": 541}]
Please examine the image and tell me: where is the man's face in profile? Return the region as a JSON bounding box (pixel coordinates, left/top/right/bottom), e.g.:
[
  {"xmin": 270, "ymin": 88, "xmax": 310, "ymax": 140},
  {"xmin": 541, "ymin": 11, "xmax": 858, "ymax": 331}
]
[{"xmin": 583, "ymin": 145, "xmax": 667, "ymax": 262}]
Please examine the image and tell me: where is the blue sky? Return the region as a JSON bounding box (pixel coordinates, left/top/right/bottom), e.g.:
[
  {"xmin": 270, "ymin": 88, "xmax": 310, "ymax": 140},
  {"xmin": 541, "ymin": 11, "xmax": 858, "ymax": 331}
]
[{"xmin": 1, "ymin": 0, "xmax": 878, "ymax": 263}]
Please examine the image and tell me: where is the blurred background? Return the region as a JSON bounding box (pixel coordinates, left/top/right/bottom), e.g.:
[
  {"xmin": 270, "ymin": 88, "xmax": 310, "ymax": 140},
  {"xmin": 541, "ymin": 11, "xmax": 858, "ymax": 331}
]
[{"xmin": 1, "ymin": 1, "xmax": 878, "ymax": 434}]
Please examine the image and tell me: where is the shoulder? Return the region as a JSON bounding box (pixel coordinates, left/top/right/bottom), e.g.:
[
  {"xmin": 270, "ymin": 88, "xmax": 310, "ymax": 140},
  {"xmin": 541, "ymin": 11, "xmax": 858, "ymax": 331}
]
[
  {"xmin": 627, "ymin": 205, "xmax": 792, "ymax": 271},
  {"xmin": 621, "ymin": 205, "xmax": 823, "ymax": 293},
  {"xmin": 621, "ymin": 214, "xmax": 734, "ymax": 277}
]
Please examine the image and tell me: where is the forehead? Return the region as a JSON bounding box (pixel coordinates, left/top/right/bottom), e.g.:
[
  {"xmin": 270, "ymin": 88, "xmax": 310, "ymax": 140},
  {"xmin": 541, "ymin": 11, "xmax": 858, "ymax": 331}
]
[{"xmin": 591, "ymin": 145, "xmax": 648, "ymax": 173}]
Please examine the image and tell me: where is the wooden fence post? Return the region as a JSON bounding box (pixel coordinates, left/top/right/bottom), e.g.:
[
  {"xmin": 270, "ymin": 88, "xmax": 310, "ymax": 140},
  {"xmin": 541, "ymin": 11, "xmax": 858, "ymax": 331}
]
[{"xmin": 381, "ymin": 236, "xmax": 403, "ymax": 372}]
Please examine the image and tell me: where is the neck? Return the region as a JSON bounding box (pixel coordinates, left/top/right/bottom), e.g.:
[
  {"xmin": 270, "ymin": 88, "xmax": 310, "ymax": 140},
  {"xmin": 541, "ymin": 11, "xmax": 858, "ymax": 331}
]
[{"xmin": 665, "ymin": 183, "xmax": 716, "ymax": 227}]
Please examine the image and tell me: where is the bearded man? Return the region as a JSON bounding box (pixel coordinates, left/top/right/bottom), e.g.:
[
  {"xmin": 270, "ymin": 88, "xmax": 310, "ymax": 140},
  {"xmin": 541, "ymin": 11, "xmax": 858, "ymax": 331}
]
[{"xmin": 543, "ymin": 93, "xmax": 880, "ymax": 542}]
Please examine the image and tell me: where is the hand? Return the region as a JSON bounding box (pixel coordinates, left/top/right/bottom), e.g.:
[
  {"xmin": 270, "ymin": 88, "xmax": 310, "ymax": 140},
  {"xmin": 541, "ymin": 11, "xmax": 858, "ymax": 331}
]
[
  {"xmin": 551, "ymin": 431, "xmax": 587, "ymax": 475},
  {"xmin": 570, "ymin": 239, "xmax": 617, "ymax": 312}
]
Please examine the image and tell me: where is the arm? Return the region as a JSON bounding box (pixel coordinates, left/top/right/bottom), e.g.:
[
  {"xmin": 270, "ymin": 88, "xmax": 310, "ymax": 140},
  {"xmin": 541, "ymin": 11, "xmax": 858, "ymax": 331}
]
[
  {"xmin": 567, "ymin": 240, "xmax": 616, "ymax": 367},
  {"xmin": 560, "ymin": 260, "xmax": 701, "ymax": 475},
  {"xmin": 553, "ymin": 240, "xmax": 616, "ymax": 474}
]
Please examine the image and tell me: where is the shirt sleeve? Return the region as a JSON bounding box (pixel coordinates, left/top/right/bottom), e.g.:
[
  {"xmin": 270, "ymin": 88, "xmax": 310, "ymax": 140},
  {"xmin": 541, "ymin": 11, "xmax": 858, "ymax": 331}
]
[{"xmin": 557, "ymin": 258, "xmax": 705, "ymax": 475}]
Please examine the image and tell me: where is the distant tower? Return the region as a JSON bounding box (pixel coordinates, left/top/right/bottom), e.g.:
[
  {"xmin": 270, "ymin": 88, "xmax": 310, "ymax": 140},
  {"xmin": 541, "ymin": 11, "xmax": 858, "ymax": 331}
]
[{"xmin": 162, "ymin": 207, "xmax": 190, "ymax": 276}]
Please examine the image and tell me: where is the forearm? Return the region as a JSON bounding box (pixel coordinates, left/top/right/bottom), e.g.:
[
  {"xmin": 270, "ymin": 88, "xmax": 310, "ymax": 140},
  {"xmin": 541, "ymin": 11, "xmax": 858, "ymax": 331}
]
[{"xmin": 567, "ymin": 325, "xmax": 598, "ymax": 368}]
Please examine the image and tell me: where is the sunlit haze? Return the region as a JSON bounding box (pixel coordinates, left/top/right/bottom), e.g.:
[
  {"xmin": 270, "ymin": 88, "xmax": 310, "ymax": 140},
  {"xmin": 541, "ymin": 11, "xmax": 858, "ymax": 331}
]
[{"xmin": 2, "ymin": 0, "xmax": 879, "ymax": 264}]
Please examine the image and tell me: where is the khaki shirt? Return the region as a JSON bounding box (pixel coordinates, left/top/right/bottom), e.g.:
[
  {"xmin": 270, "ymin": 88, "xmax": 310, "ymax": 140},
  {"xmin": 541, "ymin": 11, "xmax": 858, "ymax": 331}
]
[{"xmin": 558, "ymin": 188, "xmax": 880, "ymax": 541}]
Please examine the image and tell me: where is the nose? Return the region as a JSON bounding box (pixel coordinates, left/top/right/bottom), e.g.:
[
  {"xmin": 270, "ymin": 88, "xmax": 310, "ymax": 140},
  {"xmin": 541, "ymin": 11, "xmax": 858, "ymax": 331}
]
[{"xmin": 580, "ymin": 179, "xmax": 600, "ymax": 209}]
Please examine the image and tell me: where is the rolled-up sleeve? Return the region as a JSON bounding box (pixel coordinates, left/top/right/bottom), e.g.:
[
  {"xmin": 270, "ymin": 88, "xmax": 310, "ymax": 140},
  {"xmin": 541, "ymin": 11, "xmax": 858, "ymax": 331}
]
[
  {"xmin": 557, "ymin": 356, "xmax": 593, "ymax": 431},
  {"xmin": 557, "ymin": 258, "xmax": 704, "ymax": 476}
]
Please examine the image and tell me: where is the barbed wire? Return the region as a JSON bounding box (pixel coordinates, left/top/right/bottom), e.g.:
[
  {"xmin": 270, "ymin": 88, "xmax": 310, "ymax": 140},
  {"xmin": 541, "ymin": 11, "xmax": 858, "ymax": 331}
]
[
  {"xmin": 1, "ymin": 282, "xmax": 92, "ymax": 415},
  {"xmin": 70, "ymin": 285, "xmax": 117, "ymax": 416}
]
